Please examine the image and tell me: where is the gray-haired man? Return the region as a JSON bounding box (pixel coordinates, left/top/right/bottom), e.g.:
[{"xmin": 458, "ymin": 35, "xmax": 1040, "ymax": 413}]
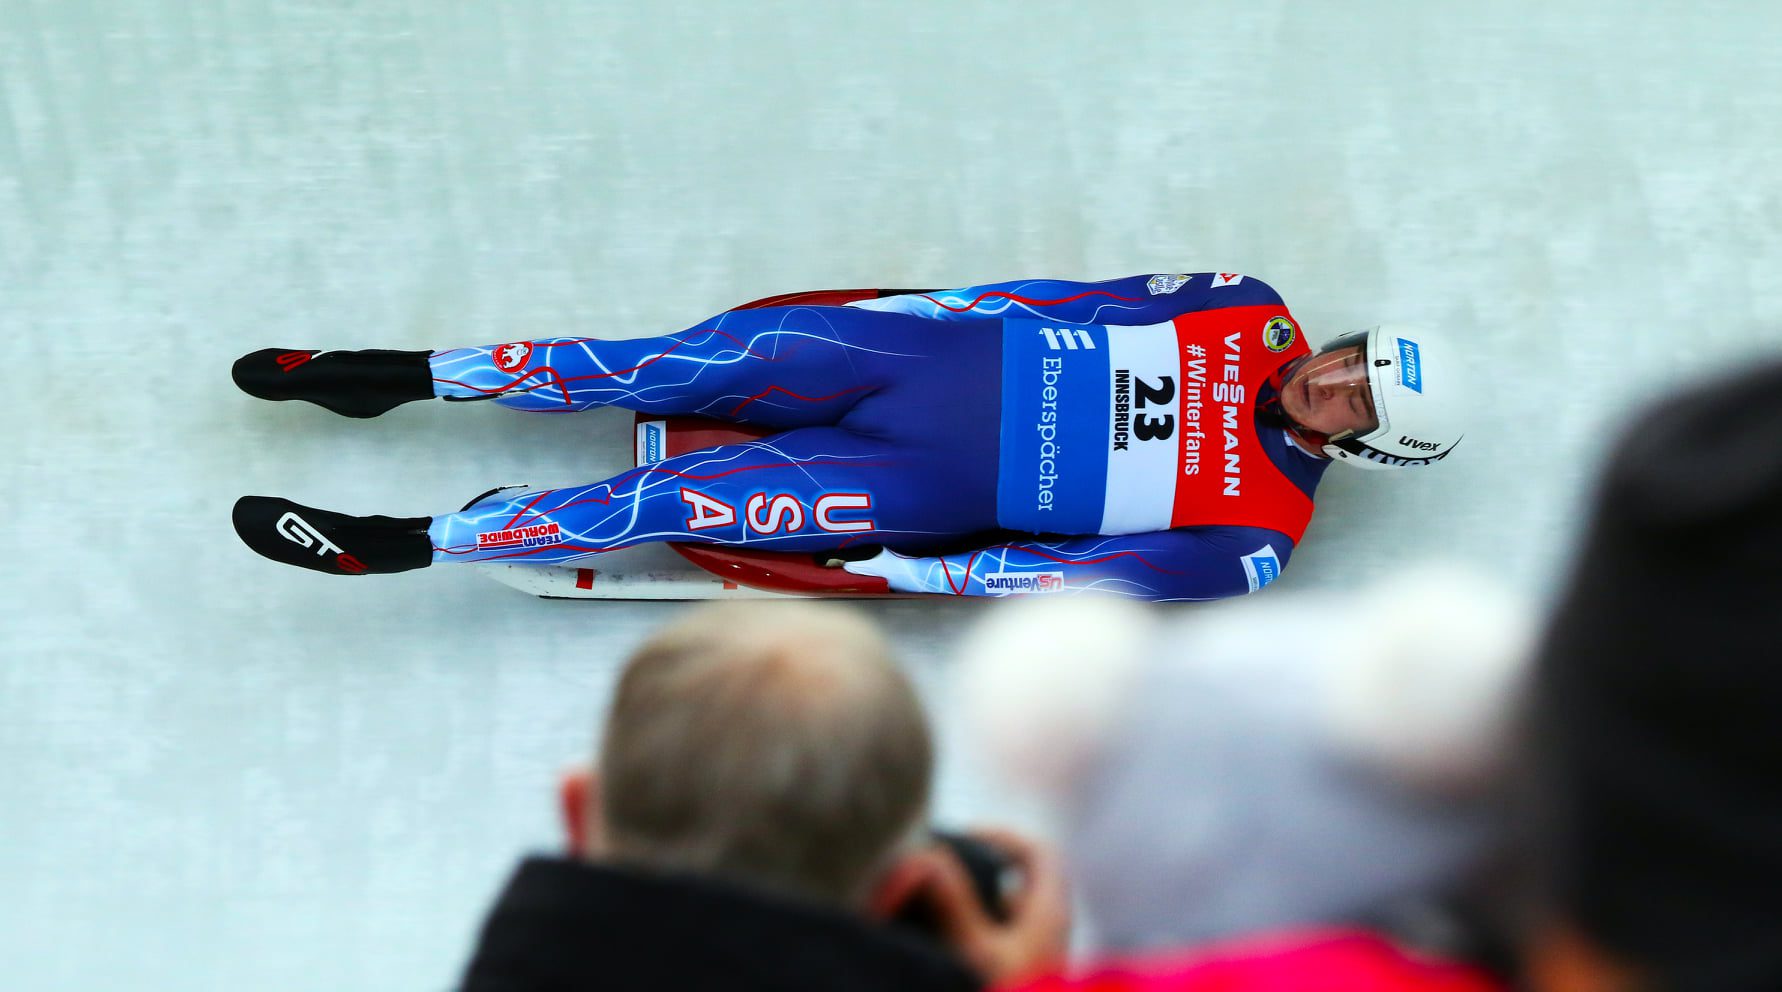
[{"xmin": 457, "ymin": 602, "xmax": 1069, "ymax": 992}]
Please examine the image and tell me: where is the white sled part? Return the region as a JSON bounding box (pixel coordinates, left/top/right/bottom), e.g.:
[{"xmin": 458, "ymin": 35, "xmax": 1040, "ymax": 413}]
[{"xmin": 480, "ymin": 563, "xmax": 799, "ymax": 600}]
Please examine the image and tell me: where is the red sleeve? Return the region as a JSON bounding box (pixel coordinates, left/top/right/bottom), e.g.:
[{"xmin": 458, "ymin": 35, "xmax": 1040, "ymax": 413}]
[{"xmin": 999, "ymin": 930, "xmax": 1507, "ymax": 992}]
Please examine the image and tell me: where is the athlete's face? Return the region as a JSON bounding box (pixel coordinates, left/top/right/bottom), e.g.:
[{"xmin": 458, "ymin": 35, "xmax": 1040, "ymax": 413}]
[{"xmin": 1279, "ymin": 345, "xmax": 1377, "ymax": 440}]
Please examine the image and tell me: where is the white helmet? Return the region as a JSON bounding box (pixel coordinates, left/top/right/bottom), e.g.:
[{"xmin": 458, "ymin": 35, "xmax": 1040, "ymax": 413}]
[{"xmin": 1318, "ymin": 324, "xmax": 1464, "ymax": 470}]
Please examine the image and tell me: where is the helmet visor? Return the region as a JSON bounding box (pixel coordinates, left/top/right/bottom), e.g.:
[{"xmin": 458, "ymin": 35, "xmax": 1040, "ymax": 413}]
[{"xmin": 1279, "ymin": 343, "xmax": 1379, "ymax": 447}]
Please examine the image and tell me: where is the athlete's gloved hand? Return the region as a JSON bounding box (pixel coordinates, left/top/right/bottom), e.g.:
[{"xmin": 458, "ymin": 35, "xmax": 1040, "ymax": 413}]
[{"xmin": 833, "ymin": 547, "xmax": 923, "ymax": 591}]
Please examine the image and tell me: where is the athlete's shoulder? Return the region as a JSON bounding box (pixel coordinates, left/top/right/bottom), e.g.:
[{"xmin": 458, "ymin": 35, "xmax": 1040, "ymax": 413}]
[
  {"xmin": 1195, "ymin": 271, "xmax": 1284, "ymax": 305},
  {"xmin": 1132, "ymin": 272, "xmax": 1286, "ymax": 316}
]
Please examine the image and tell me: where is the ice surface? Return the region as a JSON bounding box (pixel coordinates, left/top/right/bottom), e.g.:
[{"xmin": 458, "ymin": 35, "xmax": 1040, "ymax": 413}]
[{"xmin": 3, "ymin": 1, "xmax": 1779, "ymax": 988}]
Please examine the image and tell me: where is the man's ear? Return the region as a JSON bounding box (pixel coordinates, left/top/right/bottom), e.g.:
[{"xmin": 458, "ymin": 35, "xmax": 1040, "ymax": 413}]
[
  {"xmin": 559, "ymin": 766, "xmax": 603, "ymax": 858},
  {"xmin": 864, "ymin": 848, "xmax": 937, "ymax": 922}
]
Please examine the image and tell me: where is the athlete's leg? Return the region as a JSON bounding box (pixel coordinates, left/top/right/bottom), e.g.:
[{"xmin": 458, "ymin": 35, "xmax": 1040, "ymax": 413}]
[
  {"xmin": 437, "ymin": 306, "xmax": 974, "ymax": 429},
  {"xmin": 233, "ymin": 422, "xmax": 996, "ymax": 575},
  {"xmin": 232, "ymin": 306, "xmax": 966, "ymax": 427},
  {"xmin": 427, "ymin": 425, "xmax": 1001, "ymax": 566}
]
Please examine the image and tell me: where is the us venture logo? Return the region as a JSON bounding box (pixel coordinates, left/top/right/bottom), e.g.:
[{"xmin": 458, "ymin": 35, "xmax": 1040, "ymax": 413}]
[
  {"xmin": 984, "ymin": 572, "xmax": 1065, "ymax": 594},
  {"xmin": 1396, "ymin": 338, "xmax": 1423, "ymax": 393}
]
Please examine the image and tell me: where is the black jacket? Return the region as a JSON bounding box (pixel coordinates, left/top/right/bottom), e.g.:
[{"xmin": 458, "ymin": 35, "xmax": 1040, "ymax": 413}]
[{"xmin": 459, "ymin": 856, "xmax": 984, "ymax": 992}]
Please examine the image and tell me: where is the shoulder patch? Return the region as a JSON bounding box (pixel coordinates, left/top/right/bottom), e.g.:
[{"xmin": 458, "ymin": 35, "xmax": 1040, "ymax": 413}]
[
  {"xmin": 1147, "ymin": 273, "xmax": 1192, "ymax": 296},
  {"xmin": 1240, "ymin": 543, "xmax": 1282, "ymax": 592},
  {"xmin": 1263, "ymin": 316, "xmax": 1297, "ymax": 352}
]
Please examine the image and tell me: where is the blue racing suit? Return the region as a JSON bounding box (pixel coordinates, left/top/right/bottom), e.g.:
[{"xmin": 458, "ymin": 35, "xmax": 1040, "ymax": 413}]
[{"xmin": 426, "ymin": 273, "xmax": 1329, "ymax": 601}]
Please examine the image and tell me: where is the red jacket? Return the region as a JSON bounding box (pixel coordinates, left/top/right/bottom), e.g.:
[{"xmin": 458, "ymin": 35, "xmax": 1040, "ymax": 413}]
[{"xmin": 1006, "ymin": 930, "xmax": 1506, "ymax": 992}]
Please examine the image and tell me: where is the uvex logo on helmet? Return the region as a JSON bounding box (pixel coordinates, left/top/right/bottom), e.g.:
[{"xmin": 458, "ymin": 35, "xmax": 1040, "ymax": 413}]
[
  {"xmin": 1357, "ymin": 446, "xmax": 1454, "ymax": 467},
  {"xmin": 1399, "ymin": 435, "xmax": 1442, "ymax": 451}
]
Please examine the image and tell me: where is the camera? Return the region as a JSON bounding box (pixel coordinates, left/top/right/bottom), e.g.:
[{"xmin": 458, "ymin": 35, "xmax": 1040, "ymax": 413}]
[{"xmin": 892, "ymin": 830, "xmax": 1014, "ymax": 937}]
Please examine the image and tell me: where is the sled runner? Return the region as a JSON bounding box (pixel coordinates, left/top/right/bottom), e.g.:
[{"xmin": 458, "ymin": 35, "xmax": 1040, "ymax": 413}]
[{"xmin": 482, "ymin": 288, "xmax": 924, "ymax": 600}]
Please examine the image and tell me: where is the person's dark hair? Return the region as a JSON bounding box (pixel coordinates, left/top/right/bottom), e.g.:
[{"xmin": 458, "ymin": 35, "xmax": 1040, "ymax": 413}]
[{"xmin": 1531, "ymin": 358, "xmax": 1782, "ymax": 991}]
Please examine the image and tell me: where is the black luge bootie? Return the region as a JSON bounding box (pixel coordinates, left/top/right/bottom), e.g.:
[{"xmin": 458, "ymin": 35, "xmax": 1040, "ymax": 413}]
[
  {"xmin": 232, "ymin": 348, "xmax": 434, "ymax": 418},
  {"xmin": 233, "ymin": 496, "xmax": 433, "ymax": 575}
]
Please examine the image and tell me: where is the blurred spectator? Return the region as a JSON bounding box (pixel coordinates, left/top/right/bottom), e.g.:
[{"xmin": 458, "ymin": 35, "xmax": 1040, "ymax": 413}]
[
  {"xmin": 456, "ymin": 601, "xmax": 1069, "ymax": 992},
  {"xmin": 991, "ymin": 359, "xmax": 1782, "ymax": 991},
  {"xmin": 1519, "ymin": 358, "xmax": 1782, "ymax": 992},
  {"xmin": 956, "ymin": 565, "xmax": 1532, "ymax": 953}
]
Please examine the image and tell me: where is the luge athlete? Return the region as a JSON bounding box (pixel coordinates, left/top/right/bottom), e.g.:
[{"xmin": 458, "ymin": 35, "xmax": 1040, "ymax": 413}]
[{"xmin": 230, "ymin": 272, "xmax": 1463, "ymax": 600}]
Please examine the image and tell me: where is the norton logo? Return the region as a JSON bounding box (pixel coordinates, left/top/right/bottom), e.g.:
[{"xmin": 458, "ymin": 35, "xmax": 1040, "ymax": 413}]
[
  {"xmin": 637, "ymin": 421, "xmax": 667, "ymax": 464},
  {"xmin": 494, "ymin": 341, "xmax": 534, "ymax": 373},
  {"xmin": 1240, "ymin": 544, "xmax": 1281, "ymax": 593},
  {"xmin": 1396, "ymin": 338, "xmax": 1423, "ymax": 393},
  {"xmin": 1262, "ymin": 316, "xmax": 1297, "ymax": 352},
  {"xmin": 984, "ymin": 572, "xmax": 1065, "ymax": 594},
  {"xmin": 1400, "ymin": 435, "xmax": 1442, "ymax": 451},
  {"xmin": 477, "ymin": 522, "xmax": 562, "ymax": 550}
]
